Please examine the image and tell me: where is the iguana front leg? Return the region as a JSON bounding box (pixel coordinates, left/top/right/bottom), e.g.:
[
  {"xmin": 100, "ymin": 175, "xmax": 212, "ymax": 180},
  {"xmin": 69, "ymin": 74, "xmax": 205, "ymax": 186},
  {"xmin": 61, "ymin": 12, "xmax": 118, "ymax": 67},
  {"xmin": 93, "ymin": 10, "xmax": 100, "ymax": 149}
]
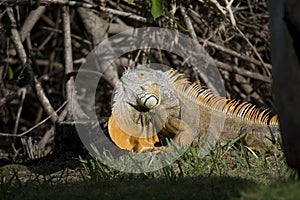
[{"xmin": 162, "ymin": 117, "xmax": 195, "ymax": 149}]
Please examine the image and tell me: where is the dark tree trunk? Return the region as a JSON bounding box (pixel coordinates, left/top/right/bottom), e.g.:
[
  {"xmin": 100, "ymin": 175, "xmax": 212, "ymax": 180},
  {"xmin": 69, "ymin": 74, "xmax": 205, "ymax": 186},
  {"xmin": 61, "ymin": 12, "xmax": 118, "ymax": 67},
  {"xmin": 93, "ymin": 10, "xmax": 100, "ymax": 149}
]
[{"xmin": 268, "ymin": 0, "xmax": 300, "ymax": 168}]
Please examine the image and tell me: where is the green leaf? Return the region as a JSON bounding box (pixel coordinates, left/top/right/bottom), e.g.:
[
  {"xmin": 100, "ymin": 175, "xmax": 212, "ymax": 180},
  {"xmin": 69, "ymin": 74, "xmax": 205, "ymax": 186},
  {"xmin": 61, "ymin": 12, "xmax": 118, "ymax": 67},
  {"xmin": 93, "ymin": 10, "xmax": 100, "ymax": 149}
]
[
  {"xmin": 128, "ymin": 0, "xmax": 134, "ymax": 4},
  {"xmin": 7, "ymin": 67, "xmax": 14, "ymax": 80},
  {"xmin": 151, "ymin": 0, "xmax": 163, "ymax": 20}
]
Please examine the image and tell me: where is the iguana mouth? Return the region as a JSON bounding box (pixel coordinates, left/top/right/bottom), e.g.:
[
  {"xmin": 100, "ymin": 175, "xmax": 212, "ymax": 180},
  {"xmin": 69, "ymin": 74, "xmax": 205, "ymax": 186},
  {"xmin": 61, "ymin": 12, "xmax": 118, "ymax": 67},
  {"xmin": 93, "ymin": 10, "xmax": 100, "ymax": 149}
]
[{"xmin": 128, "ymin": 102, "xmax": 151, "ymax": 112}]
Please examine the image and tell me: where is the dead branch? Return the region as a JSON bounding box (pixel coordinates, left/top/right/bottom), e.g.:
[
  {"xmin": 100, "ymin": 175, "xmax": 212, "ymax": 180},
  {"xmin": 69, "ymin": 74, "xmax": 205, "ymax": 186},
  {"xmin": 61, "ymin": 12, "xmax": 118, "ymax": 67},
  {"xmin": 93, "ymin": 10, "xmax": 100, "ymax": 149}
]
[
  {"xmin": 20, "ymin": 6, "xmax": 46, "ymax": 41},
  {"xmin": 77, "ymin": 6, "xmax": 120, "ymax": 88},
  {"xmin": 62, "ymin": 6, "xmax": 74, "ymax": 120},
  {"xmin": 214, "ymin": 60, "xmax": 272, "ymax": 83},
  {"xmin": 7, "ymin": 7, "xmax": 59, "ymax": 123},
  {"xmin": 235, "ymin": 27, "xmax": 271, "ymax": 76},
  {"xmin": 198, "ymin": 38, "xmax": 272, "ymax": 70},
  {"xmin": 0, "ymin": 101, "xmax": 67, "ymax": 137},
  {"xmin": 179, "ymin": 6, "xmax": 197, "ymax": 40}
]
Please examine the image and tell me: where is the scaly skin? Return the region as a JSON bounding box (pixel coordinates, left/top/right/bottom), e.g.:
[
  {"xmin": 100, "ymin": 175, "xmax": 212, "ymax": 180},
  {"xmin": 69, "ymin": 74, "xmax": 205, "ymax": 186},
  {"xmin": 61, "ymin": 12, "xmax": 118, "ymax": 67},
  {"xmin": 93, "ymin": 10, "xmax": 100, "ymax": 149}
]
[{"xmin": 108, "ymin": 68, "xmax": 280, "ymax": 153}]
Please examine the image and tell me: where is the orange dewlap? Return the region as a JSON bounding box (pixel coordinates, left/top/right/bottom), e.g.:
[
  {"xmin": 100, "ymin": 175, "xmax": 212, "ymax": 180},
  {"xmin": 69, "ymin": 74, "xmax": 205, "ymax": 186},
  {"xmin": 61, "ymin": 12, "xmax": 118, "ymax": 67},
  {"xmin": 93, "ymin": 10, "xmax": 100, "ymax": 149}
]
[{"xmin": 108, "ymin": 114, "xmax": 160, "ymax": 152}]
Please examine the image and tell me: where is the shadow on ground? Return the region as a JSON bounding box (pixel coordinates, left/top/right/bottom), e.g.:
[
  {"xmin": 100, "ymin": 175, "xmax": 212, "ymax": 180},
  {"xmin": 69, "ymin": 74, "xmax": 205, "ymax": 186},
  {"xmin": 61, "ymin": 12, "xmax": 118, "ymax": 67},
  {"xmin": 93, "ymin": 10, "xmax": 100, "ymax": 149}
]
[
  {"xmin": 2, "ymin": 175, "xmax": 257, "ymax": 200},
  {"xmin": 1, "ymin": 156, "xmax": 300, "ymax": 200}
]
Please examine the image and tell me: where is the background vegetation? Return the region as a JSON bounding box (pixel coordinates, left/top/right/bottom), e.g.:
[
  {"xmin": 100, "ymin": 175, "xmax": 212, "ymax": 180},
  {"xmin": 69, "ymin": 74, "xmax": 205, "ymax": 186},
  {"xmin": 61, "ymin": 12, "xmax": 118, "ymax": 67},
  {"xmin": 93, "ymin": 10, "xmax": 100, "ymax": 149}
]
[{"xmin": 0, "ymin": 0, "xmax": 298, "ymax": 199}]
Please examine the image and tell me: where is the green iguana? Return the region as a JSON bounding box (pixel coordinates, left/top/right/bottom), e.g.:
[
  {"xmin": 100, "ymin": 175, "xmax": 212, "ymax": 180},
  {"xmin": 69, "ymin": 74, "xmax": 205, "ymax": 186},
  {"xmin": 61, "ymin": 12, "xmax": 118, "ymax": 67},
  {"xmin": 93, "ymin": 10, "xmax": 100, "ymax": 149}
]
[{"xmin": 108, "ymin": 67, "xmax": 280, "ymax": 153}]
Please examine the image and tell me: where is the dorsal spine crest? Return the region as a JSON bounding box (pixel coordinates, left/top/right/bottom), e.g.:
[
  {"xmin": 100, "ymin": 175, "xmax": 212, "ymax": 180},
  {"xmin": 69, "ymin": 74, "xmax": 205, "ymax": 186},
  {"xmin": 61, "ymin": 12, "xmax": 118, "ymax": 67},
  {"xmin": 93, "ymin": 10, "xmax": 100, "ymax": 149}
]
[{"xmin": 166, "ymin": 69, "xmax": 278, "ymax": 126}]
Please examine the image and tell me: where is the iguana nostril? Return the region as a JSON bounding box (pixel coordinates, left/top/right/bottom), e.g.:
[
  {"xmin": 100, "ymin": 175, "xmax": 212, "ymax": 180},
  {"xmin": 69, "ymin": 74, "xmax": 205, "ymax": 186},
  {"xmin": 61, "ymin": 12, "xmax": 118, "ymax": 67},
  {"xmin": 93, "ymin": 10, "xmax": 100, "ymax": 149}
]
[{"xmin": 139, "ymin": 72, "xmax": 145, "ymax": 77}]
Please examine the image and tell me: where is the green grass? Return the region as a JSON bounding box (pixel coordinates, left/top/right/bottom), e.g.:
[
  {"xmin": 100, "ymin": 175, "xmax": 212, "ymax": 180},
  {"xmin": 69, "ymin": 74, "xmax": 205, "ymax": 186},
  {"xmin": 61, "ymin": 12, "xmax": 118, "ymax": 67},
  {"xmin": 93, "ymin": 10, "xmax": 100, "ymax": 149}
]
[{"xmin": 0, "ymin": 140, "xmax": 299, "ymax": 200}]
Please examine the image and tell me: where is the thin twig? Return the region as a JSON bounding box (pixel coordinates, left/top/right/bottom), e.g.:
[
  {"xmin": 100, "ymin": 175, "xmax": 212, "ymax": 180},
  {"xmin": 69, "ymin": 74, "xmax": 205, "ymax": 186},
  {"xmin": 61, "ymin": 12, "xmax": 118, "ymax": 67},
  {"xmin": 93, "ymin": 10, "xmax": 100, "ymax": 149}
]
[
  {"xmin": 41, "ymin": 26, "xmax": 92, "ymax": 45},
  {"xmin": 214, "ymin": 60, "xmax": 272, "ymax": 83},
  {"xmin": 206, "ymin": 0, "xmax": 226, "ymax": 17},
  {"xmin": 0, "ymin": 101, "xmax": 67, "ymax": 137},
  {"xmin": 101, "ymin": 2, "xmax": 147, "ymax": 23},
  {"xmin": 235, "ymin": 26, "xmax": 271, "ymax": 76},
  {"xmin": 39, "ymin": 0, "xmax": 148, "ymax": 22},
  {"xmin": 0, "ymin": 67, "xmax": 64, "ymax": 107},
  {"xmin": 198, "ymin": 38, "xmax": 272, "ymax": 69},
  {"xmin": 98, "ymin": 5, "xmax": 147, "ymax": 23},
  {"xmin": 225, "ymin": 0, "xmax": 236, "ymax": 26},
  {"xmin": 13, "ymin": 88, "xmax": 26, "ymax": 135}
]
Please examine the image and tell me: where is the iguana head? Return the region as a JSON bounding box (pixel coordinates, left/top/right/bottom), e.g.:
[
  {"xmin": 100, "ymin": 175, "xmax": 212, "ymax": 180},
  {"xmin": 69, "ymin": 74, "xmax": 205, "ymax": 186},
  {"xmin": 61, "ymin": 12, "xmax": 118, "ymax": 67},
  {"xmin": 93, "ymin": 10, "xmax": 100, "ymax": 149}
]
[{"xmin": 115, "ymin": 68, "xmax": 162, "ymax": 110}]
